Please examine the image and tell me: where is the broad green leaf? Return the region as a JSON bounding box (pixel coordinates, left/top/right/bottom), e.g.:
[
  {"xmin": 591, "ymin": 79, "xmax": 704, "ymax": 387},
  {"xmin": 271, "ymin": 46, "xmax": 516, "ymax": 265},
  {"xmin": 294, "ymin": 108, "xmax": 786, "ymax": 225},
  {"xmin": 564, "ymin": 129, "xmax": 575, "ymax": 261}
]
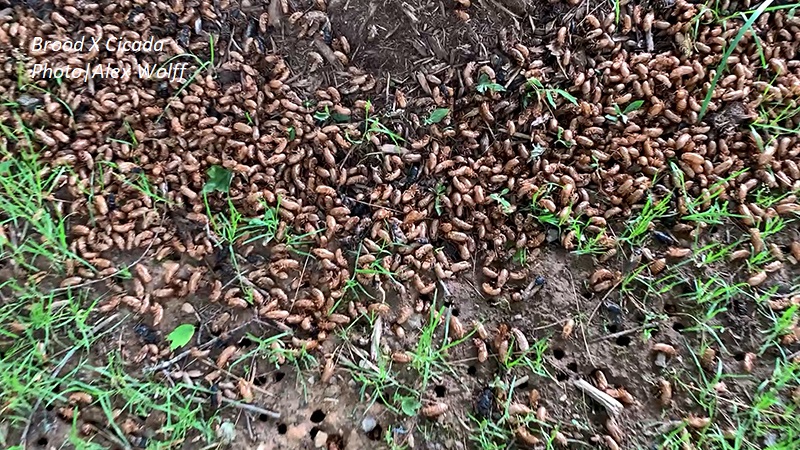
[
  {"xmin": 314, "ymin": 106, "xmax": 331, "ymax": 122},
  {"xmin": 202, "ymin": 165, "xmax": 232, "ymax": 194},
  {"xmin": 425, "ymin": 108, "xmax": 450, "ymax": 125},
  {"xmin": 401, "ymin": 397, "xmax": 420, "ymax": 416},
  {"xmin": 555, "ymin": 89, "xmax": 578, "ymax": 105},
  {"xmin": 528, "ymin": 78, "xmax": 544, "ymax": 88},
  {"xmin": 623, "ymin": 100, "xmax": 645, "ymax": 114},
  {"xmin": 167, "ymin": 324, "xmax": 195, "ymax": 351},
  {"xmin": 477, "ymin": 73, "xmax": 506, "ymax": 93},
  {"xmin": 545, "ymin": 91, "xmax": 556, "ymax": 109}
]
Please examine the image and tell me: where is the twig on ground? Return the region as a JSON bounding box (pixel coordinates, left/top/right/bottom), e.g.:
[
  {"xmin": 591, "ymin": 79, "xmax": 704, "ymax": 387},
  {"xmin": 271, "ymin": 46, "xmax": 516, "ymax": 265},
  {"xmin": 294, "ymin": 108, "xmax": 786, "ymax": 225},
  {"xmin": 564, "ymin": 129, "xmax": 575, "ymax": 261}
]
[
  {"xmin": 572, "ymin": 378, "xmax": 624, "ymax": 417},
  {"xmin": 219, "ymin": 397, "xmax": 281, "ymax": 419},
  {"xmin": 567, "ymin": 269, "xmax": 595, "ymax": 366},
  {"xmin": 589, "ymin": 323, "xmax": 658, "ymax": 344}
]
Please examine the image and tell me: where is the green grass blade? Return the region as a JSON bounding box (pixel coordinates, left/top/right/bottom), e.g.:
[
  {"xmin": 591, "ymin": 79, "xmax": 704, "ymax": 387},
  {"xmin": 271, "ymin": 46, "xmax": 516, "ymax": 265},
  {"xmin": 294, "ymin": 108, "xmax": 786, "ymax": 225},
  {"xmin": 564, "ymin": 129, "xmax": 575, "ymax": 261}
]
[{"xmin": 698, "ymin": 0, "xmax": 772, "ymax": 121}]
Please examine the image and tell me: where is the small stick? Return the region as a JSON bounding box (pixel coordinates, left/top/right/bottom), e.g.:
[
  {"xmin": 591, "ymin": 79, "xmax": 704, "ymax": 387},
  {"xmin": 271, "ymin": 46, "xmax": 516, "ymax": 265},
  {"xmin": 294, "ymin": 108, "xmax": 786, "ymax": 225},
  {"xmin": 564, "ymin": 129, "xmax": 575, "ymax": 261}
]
[
  {"xmin": 370, "ymin": 316, "xmax": 383, "ymax": 362},
  {"xmin": 572, "ymin": 378, "xmax": 624, "ymax": 418},
  {"xmin": 219, "ymin": 397, "xmax": 280, "ymax": 419},
  {"xmin": 512, "ymin": 375, "xmax": 529, "ymax": 388}
]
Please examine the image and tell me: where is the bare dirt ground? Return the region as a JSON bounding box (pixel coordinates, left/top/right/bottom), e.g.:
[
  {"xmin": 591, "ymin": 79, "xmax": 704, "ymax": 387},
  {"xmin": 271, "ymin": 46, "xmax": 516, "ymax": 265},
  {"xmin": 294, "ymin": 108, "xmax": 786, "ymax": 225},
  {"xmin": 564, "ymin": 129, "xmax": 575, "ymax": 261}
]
[{"xmin": 1, "ymin": 0, "xmax": 800, "ymax": 449}]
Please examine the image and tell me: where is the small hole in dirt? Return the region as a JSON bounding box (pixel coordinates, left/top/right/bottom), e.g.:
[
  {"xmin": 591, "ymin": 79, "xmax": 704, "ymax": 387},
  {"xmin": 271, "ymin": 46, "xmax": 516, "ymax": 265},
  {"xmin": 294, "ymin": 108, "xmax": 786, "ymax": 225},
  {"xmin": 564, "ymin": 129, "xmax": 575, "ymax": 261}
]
[
  {"xmin": 45, "ymin": 403, "xmax": 54, "ymax": 411},
  {"xmin": 664, "ymin": 303, "xmax": 678, "ymax": 314},
  {"xmin": 434, "ymin": 385, "xmax": 447, "ymax": 397},
  {"xmin": 366, "ymin": 424, "xmax": 383, "ymax": 441},
  {"xmin": 567, "ymin": 362, "xmax": 578, "ymax": 372},
  {"xmin": 606, "ymin": 323, "xmax": 619, "ymax": 333},
  {"xmin": 310, "ymin": 409, "xmax": 326, "ymax": 423},
  {"xmin": 672, "ymin": 322, "xmax": 685, "ymax": 333},
  {"xmin": 553, "ymin": 348, "xmax": 566, "ymax": 360},
  {"xmin": 259, "ymin": 413, "xmax": 271, "ymax": 422},
  {"xmin": 274, "ymin": 371, "xmax": 285, "ymax": 382},
  {"xmin": 615, "ymin": 335, "xmax": 632, "ymax": 346},
  {"xmin": 517, "ymin": 380, "xmax": 530, "ymax": 389},
  {"xmin": 277, "ymin": 423, "xmax": 287, "ymax": 434},
  {"xmin": 36, "ymin": 437, "xmax": 48, "ymax": 446},
  {"xmin": 556, "ymin": 371, "xmax": 569, "ymax": 381},
  {"xmin": 452, "ymin": 308, "xmax": 460, "ymax": 317},
  {"xmin": 734, "ymin": 352, "xmax": 745, "ymax": 361},
  {"xmin": 581, "ymin": 290, "xmax": 594, "ymax": 299},
  {"xmin": 254, "ymin": 374, "xmax": 269, "ymax": 386},
  {"xmin": 238, "ymin": 337, "xmax": 253, "ymax": 347},
  {"xmin": 708, "ymin": 225, "xmax": 718, "ymax": 234},
  {"xmin": 467, "ymin": 366, "xmax": 477, "ymax": 376},
  {"xmin": 310, "ymin": 426, "xmax": 320, "ymax": 439}
]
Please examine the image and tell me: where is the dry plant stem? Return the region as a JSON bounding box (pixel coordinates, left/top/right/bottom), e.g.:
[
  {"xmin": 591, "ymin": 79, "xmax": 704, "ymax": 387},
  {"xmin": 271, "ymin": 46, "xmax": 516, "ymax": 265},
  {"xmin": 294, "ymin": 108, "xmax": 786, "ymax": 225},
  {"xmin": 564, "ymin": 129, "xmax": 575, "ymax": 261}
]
[
  {"xmin": 572, "ymin": 378, "xmax": 624, "ymax": 418},
  {"xmin": 21, "ymin": 313, "xmax": 122, "ymax": 450},
  {"xmin": 219, "ymin": 397, "xmax": 280, "ymax": 419},
  {"xmin": 567, "ymin": 269, "xmax": 595, "ymax": 366},
  {"xmin": 589, "ymin": 323, "xmax": 658, "ymax": 344},
  {"xmin": 370, "ymin": 316, "xmax": 383, "ymax": 361}
]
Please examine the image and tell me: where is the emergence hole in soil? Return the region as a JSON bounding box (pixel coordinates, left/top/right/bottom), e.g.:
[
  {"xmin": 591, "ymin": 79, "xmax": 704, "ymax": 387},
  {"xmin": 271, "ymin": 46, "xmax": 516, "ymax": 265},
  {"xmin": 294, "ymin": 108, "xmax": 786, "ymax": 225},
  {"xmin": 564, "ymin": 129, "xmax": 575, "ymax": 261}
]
[
  {"xmin": 45, "ymin": 403, "xmax": 54, "ymax": 411},
  {"xmin": 238, "ymin": 337, "xmax": 254, "ymax": 347},
  {"xmin": 606, "ymin": 323, "xmax": 619, "ymax": 333},
  {"xmin": 310, "ymin": 426, "xmax": 320, "ymax": 439},
  {"xmin": 664, "ymin": 303, "xmax": 678, "ymax": 315},
  {"xmin": 310, "ymin": 409, "xmax": 326, "ymax": 423},
  {"xmin": 452, "ymin": 307, "xmax": 460, "ymax": 317},
  {"xmin": 277, "ymin": 423, "xmax": 287, "ymax": 434},
  {"xmin": 567, "ymin": 362, "xmax": 578, "ymax": 372},
  {"xmin": 259, "ymin": 413, "xmax": 271, "ymax": 422},
  {"xmin": 672, "ymin": 322, "xmax": 686, "ymax": 333},
  {"xmin": 556, "ymin": 371, "xmax": 569, "ymax": 381},
  {"xmin": 615, "ymin": 335, "xmax": 632, "ymax": 347},
  {"xmin": 553, "ymin": 348, "xmax": 566, "ymax": 360},
  {"xmin": 36, "ymin": 437, "xmax": 48, "ymax": 446},
  {"xmin": 581, "ymin": 290, "xmax": 594, "ymax": 299},
  {"xmin": 467, "ymin": 365, "xmax": 477, "ymax": 376},
  {"xmin": 274, "ymin": 371, "xmax": 285, "ymax": 382},
  {"xmin": 366, "ymin": 424, "xmax": 383, "ymax": 441},
  {"xmin": 518, "ymin": 380, "xmax": 530, "ymax": 389},
  {"xmin": 734, "ymin": 352, "xmax": 746, "ymax": 361},
  {"xmin": 254, "ymin": 374, "xmax": 269, "ymax": 386},
  {"xmin": 434, "ymin": 385, "xmax": 447, "ymax": 397}
]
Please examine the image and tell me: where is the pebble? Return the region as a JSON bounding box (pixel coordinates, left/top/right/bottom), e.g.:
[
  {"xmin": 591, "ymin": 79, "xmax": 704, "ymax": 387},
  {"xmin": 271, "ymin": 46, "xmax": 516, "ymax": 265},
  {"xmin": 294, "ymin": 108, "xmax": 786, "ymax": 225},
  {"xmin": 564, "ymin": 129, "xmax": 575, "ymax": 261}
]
[
  {"xmin": 314, "ymin": 430, "xmax": 329, "ymax": 448},
  {"xmin": 407, "ymin": 314, "xmax": 423, "ymax": 330},
  {"xmin": 361, "ymin": 416, "xmax": 377, "ymax": 433},
  {"xmin": 17, "ymin": 94, "xmax": 42, "ymax": 111}
]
